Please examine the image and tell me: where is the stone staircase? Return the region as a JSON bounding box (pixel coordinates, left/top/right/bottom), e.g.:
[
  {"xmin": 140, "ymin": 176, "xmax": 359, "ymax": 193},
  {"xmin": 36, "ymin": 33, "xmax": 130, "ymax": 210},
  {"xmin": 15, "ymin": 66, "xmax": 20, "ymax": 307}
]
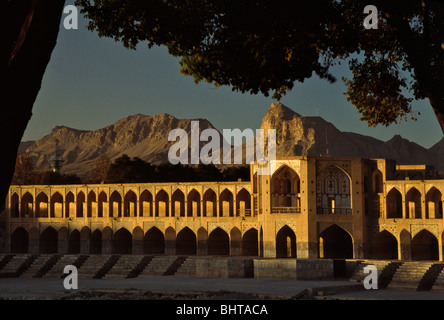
[
  {"xmin": 163, "ymin": 256, "xmax": 188, "ymax": 276},
  {"xmin": 44, "ymin": 255, "xmax": 88, "ymax": 278},
  {"xmin": 126, "ymin": 256, "xmax": 155, "ymax": 278},
  {"xmin": 430, "ymin": 265, "xmax": 444, "ymax": 291},
  {"xmin": 350, "ymin": 260, "xmax": 392, "ymax": 282},
  {"xmin": 20, "ymin": 254, "xmax": 62, "ymax": 278},
  {"xmin": 138, "ymin": 256, "xmax": 181, "ymax": 277},
  {"xmin": 93, "ymin": 255, "xmax": 121, "ymax": 279},
  {"xmin": 175, "ymin": 256, "xmax": 196, "ymax": 276},
  {"xmin": 77, "ymin": 255, "xmax": 113, "ymax": 279},
  {"xmin": 388, "ymin": 261, "xmax": 435, "ymax": 290},
  {"xmin": 103, "ymin": 255, "xmax": 145, "ymax": 279},
  {"xmin": 0, "ymin": 255, "xmax": 15, "ymax": 271},
  {"xmin": 0, "ymin": 254, "xmax": 37, "ymax": 278},
  {"xmin": 350, "ymin": 260, "xmax": 402, "ymax": 289}
]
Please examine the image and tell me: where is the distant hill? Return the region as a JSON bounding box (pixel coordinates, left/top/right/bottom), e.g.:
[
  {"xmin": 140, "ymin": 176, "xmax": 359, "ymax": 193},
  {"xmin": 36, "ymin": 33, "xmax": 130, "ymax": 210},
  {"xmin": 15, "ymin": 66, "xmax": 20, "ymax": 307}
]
[
  {"xmin": 19, "ymin": 103, "xmax": 444, "ymax": 179},
  {"xmin": 260, "ymin": 102, "xmax": 444, "ymax": 169},
  {"xmin": 22, "ymin": 113, "xmax": 223, "ymax": 178}
]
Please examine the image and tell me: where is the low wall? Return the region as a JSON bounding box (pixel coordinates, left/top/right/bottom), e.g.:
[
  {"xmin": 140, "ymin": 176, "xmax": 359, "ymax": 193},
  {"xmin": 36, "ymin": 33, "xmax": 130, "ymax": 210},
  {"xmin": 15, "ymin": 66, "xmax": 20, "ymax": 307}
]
[
  {"xmin": 253, "ymin": 259, "xmax": 334, "ymax": 280},
  {"xmin": 195, "ymin": 258, "xmax": 254, "ymax": 278}
]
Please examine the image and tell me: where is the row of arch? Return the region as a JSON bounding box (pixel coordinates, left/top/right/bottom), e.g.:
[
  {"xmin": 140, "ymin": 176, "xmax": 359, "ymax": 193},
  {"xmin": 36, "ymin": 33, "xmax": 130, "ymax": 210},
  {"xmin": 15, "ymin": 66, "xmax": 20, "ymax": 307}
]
[
  {"xmin": 372, "ymin": 229, "xmax": 440, "ymax": 260},
  {"xmin": 9, "ymin": 224, "xmax": 442, "ymax": 260},
  {"xmin": 386, "ymin": 186, "xmax": 443, "ymax": 219},
  {"xmin": 8, "ymin": 224, "xmax": 353, "ymax": 259},
  {"xmin": 10, "ymin": 226, "xmax": 261, "ymax": 256},
  {"xmin": 10, "ymin": 187, "xmax": 252, "ymax": 219}
]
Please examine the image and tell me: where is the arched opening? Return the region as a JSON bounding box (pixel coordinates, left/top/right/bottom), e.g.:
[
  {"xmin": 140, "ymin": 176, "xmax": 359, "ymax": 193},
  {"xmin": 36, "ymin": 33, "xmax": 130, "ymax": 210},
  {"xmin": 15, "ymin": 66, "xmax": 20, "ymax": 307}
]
[
  {"xmin": 112, "ymin": 228, "xmax": 132, "ymax": 254},
  {"xmin": 208, "ymin": 228, "xmax": 229, "ymax": 255},
  {"xmin": 242, "ymin": 228, "xmax": 258, "ymax": 256},
  {"xmin": 21, "ymin": 192, "xmax": 33, "ymax": 218},
  {"xmin": 144, "ymin": 227, "xmax": 165, "ymax": 254},
  {"xmin": 276, "ymin": 225, "xmax": 296, "ymax": 258},
  {"xmin": 203, "ymin": 189, "xmax": 217, "ymax": 217},
  {"xmin": 50, "ymin": 192, "xmax": 63, "ymax": 218},
  {"xmin": 77, "ymin": 191, "xmax": 85, "ymax": 218},
  {"xmin": 36, "ymin": 192, "xmax": 49, "ymax": 218},
  {"xmin": 386, "ymin": 188, "xmax": 403, "ymax": 218},
  {"xmin": 411, "ymin": 230, "xmax": 439, "ymax": 260},
  {"xmin": 68, "ymin": 230, "xmax": 80, "ymax": 254},
  {"xmin": 10, "ymin": 193, "xmax": 19, "ymax": 218},
  {"xmin": 109, "ymin": 191, "xmax": 122, "ymax": 218},
  {"xmin": 87, "ymin": 191, "xmax": 97, "ymax": 218},
  {"xmin": 155, "ymin": 190, "xmax": 169, "ymax": 217},
  {"xmin": 132, "ymin": 226, "xmax": 143, "ymax": 254},
  {"xmin": 373, "ymin": 169, "xmax": 383, "ymax": 193},
  {"xmin": 319, "ymin": 224, "xmax": 353, "ymax": 259},
  {"xmin": 271, "ymin": 165, "xmax": 301, "ymax": 210},
  {"xmin": 90, "ymin": 229, "xmax": 102, "ymax": 254},
  {"xmin": 172, "ymin": 189, "xmax": 185, "ymax": 217},
  {"xmin": 40, "ymin": 227, "xmax": 58, "ymax": 253},
  {"xmin": 98, "ymin": 192, "xmax": 107, "ymax": 218},
  {"xmin": 219, "ymin": 189, "xmax": 233, "ymax": 217},
  {"xmin": 426, "ymin": 187, "xmax": 443, "ymax": 219},
  {"xmin": 139, "ymin": 190, "xmax": 153, "ymax": 217},
  {"xmin": 124, "ymin": 190, "xmax": 137, "ymax": 217},
  {"xmin": 187, "ymin": 189, "xmax": 201, "ymax": 217},
  {"xmin": 176, "ymin": 227, "xmax": 196, "ymax": 255},
  {"xmin": 372, "ymin": 230, "xmax": 398, "ymax": 259},
  {"xmin": 236, "ymin": 188, "xmax": 251, "ymax": 216},
  {"xmin": 11, "ymin": 227, "xmax": 28, "ymax": 253},
  {"xmin": 405, "ymin": 188, "xmax": 422, "ymax": 219},
  {"xmin": 65, "ymin": 192, "xmax": 74, "ymax": 218}
]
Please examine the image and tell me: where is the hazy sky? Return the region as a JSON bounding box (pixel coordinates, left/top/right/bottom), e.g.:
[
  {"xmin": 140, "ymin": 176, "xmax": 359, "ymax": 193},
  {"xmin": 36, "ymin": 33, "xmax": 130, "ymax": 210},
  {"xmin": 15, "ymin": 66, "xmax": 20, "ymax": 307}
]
[{"xmin": 23, "ymin": 3, "xmax": 443, "ymax": 149}]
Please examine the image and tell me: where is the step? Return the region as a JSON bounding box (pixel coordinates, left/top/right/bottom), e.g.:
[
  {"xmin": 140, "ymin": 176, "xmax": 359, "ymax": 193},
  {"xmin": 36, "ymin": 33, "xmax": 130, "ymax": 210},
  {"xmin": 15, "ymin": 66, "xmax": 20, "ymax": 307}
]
[
  {"xmin": 0, "ymin": 255, "xmax": 15, "ymax": 272},
  {"xmin": 349, "ymin": 260, "xmax": 392, "ymax": 282},
  {"xmin": 417, "ymin": 264, "xmax": 444, "ymax": 291},
  {"xmin": 175, "ymin": 257, "xmax": 197, "ymax": 276},
  {"xmin": 388, "ymin": 262, "xmax": 435, "ymax": 290},
  {"xmin": 21, "ymin": 254, "xmax": 62, "ymax": 278},
  {"xmin": 138, "ymin": 256, "xmax": 179, "ymax": 277},
  {"xmin": 163, "ymin": 256, "xmax": 188, "ymax": 276},
  {"xmin": 431, "ymin": 265, "xmax": 444, "ymax": 292},
  {"xmin": 93, "ymin": 255, "xmax": 121, "ymax": 279},
  {"xmin": 0, "ymin": 254, "xmax": 35, "ymax": 277},
  {"xmin": 103, "ymin": 255, "xmax": 145, "ymax": 279},
  {"xmin": 77, "ymin": 255, "xmax": 113, "ymax": 279},
  {"xmin": 126, "ymin": 256, "xmax": 155, "ymax": 278},
  {"xmin": 44, "ymin": 255, "xmax": 87, "ymax": 278}
]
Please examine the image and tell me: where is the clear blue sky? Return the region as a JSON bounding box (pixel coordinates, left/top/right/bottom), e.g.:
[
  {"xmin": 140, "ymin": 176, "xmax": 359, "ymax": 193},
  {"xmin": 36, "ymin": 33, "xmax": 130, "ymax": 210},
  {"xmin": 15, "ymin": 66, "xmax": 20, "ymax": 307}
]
[{"xmin": 23, "ymin": 3, "xmax": 443, "ymax": 149}]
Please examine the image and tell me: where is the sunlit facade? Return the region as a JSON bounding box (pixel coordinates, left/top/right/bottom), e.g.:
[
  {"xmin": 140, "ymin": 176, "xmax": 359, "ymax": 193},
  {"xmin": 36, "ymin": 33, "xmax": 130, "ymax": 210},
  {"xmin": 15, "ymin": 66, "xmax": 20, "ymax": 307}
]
[{"xmin": 4, "ymin": 156, "xmax": 444, "ymax": 260}]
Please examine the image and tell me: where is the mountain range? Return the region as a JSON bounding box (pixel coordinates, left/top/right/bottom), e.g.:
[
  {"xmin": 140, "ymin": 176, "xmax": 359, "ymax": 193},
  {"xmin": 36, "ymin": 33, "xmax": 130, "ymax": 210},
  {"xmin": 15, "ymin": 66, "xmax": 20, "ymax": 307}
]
[{"xmin": 19, "ymin": 102, "xmax": 444, "ymax": 179}]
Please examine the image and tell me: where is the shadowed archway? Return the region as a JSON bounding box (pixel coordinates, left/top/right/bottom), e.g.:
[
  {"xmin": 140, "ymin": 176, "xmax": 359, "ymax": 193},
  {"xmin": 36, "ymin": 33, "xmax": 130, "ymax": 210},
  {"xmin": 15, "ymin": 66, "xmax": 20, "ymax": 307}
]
[
  {"xmin": 319, "ymin": 224, "xmax": 353, "ymax": 259},
  {"xmin": 276, "ymin": 225, "xmax": 296, "ymax": 258}
]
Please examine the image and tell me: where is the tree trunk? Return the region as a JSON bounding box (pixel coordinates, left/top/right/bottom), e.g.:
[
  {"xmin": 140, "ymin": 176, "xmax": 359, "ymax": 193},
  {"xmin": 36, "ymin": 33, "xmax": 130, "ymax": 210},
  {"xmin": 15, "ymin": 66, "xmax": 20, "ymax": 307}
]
[{"xmin": 1, "ymin": 0, "xmax": 65, "ymax": 210}]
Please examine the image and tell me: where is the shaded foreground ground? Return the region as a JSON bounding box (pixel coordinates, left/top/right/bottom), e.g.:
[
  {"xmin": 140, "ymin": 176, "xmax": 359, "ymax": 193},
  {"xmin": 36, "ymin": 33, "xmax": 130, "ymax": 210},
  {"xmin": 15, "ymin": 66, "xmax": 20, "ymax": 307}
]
[{"xmin": 0, "ymin": 276, "xmax": 443, "ymax": 300}]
